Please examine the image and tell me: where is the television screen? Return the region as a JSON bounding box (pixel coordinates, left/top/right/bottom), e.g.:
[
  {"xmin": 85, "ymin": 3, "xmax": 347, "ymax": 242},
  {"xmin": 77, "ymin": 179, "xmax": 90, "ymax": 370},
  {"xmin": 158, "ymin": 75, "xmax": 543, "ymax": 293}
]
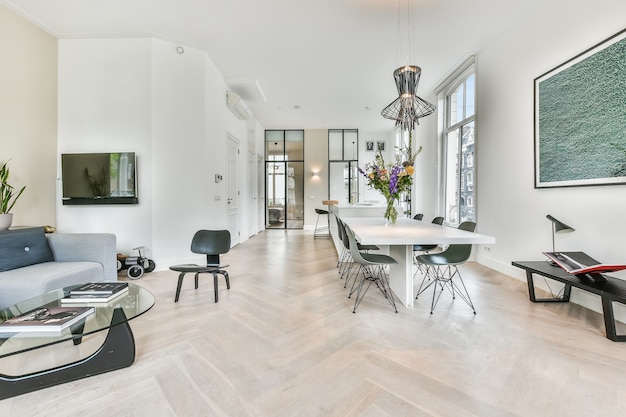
[{"xmin": 61, "ymin": 152, "xmax": 138, "ymax": 205}]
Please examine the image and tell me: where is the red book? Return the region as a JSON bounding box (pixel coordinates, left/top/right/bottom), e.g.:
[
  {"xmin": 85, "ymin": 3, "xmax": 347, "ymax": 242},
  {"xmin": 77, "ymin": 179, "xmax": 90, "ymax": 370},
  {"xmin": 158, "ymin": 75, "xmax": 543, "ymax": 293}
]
[{"xmin": 543, "ymin": 252, "xmax": 626, "ymax": 274}]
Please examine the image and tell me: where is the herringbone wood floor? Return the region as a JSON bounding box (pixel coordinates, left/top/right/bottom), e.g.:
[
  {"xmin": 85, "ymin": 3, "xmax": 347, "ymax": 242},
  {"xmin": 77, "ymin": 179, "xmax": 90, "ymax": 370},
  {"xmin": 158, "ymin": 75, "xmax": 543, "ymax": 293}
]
[{"xmin": 2, "ymin": 230, "xmax": 626, "ymax": 416}]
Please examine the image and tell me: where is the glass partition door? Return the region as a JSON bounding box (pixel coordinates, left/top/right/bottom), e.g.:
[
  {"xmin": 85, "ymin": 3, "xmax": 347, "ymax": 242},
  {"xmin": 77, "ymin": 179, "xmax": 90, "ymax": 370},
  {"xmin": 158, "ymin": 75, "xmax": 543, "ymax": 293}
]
[
  {"xmin": 328, "ymin": 129, "xmax": 359, "ymax": 204},
  {"xmin": 265, "ymin": 130, "xmax": 304, "ymax": 229},
  {"xmin": 329, "ymin": 161, "xmax": 359, "ymax": 204}
]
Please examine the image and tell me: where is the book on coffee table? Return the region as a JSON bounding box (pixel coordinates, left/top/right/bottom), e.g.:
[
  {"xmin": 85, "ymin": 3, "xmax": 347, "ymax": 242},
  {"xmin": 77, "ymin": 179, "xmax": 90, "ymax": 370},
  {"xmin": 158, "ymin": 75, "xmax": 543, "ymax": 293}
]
[
  {"xmin": 0, "ymin": 306, "xmax": 94, "ymax": 333},
  {"xmin": 62, "ymin": 288, "xmax": 129, "ymax": 304},
  {"xmin": 69, "ymin": 282, "xmax": 128, "ymax": 296},
  {"xmin": 543, "ymin": 251, "xmax": 626, "ymax": 274},
  {"xmin": 62, "ymin": 286, "xmax": 129, "ymax": 304}
]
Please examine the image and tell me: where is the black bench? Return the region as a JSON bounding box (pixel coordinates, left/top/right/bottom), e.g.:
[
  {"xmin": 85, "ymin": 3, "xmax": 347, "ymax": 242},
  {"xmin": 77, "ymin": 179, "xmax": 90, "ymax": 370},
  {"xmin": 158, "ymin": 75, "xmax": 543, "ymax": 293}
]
[{"xmin": 512, "ymin": 261, "xmax": 626, "ymax": 342}]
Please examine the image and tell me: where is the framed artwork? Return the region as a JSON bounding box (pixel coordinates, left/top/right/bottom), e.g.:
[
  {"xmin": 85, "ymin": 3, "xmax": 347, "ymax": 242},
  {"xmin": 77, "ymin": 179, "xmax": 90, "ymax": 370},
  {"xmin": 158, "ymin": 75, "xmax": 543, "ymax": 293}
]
[
  {"xmin": 366, "ymin": 141, "xmax": 374, "ymax": 151},
  {"xmin": 377, "ymin": 141, "xmax": 386, "ymax": 151},
  {"xmin": 534, "ymin": 28, "xmax": 626, "ymax": 188}
]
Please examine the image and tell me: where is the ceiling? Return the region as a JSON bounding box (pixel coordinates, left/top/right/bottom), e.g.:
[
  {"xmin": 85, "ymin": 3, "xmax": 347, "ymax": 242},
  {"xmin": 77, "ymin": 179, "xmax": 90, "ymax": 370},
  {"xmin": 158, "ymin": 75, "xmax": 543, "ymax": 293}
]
[{"xmin": 2, "ymin": 0, "xmax": 535, "ymax": 131}]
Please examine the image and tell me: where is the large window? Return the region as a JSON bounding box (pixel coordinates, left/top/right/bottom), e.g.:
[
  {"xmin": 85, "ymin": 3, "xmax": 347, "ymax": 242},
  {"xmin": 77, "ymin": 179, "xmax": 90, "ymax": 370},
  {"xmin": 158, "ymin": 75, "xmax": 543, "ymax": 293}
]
[{"xmin": 439, "ymin": 61, "xmax": 475, "ymax": 225}]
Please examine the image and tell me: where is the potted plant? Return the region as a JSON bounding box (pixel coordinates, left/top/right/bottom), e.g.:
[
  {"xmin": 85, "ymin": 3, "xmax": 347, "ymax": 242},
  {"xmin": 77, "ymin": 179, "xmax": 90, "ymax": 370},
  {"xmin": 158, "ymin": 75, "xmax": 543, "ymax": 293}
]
[{"xmin": 0, "ymin": 160, "xmax": 26, "ymax": 230}]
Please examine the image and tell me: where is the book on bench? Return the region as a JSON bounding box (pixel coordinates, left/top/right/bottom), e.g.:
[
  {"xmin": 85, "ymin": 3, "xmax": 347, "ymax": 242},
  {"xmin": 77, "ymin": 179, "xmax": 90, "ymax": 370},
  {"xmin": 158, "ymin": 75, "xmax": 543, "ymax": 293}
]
[{"xmin": 543, "ymin": 251, "xmax": 626, "ymax": 275}]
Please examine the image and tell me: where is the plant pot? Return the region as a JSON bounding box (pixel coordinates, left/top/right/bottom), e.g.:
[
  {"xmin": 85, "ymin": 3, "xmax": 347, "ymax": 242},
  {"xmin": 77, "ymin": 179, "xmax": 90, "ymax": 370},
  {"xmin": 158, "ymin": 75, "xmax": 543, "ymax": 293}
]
[{"xmin": 0, "ymin": 213, "xmax": 13, "ymax": 231}]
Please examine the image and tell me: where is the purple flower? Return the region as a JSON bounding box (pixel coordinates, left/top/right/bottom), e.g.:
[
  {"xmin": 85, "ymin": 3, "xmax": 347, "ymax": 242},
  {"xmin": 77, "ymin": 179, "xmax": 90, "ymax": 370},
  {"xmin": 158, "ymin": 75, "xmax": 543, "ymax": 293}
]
[{"xmin": 389, "ymin": 165, "xmax": 401, "ymax": 195}]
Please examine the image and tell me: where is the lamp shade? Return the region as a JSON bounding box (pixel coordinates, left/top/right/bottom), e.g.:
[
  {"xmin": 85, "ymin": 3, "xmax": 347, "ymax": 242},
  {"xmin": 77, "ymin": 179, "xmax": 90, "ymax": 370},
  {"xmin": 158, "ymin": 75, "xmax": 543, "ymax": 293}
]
[
  {"xmin": 381, "ymin": 66, "xmax": 436, "ymax": 131},
  {"xmin": 546, "ymin": 214, "xmax": 575, "ymax": 233}
]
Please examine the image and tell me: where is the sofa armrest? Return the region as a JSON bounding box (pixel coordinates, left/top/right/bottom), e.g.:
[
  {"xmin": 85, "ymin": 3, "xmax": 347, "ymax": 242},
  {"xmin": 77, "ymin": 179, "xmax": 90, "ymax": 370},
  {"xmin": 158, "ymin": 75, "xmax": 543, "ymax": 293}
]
[{"xmin": 47, "ymin": 233, "xmax": 117, "ymax": 281}]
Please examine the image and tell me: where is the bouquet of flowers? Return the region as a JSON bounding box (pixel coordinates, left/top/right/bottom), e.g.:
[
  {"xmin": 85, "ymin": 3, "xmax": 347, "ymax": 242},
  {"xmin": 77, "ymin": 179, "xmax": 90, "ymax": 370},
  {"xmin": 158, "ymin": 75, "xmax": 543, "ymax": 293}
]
[{"xmin": 359, "ymin": 146, "xmax": 420, "ymax": 223}]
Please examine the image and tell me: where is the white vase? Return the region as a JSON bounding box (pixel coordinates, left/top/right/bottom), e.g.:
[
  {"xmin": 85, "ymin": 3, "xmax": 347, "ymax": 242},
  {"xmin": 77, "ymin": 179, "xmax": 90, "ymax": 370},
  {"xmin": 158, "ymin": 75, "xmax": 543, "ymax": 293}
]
[{"xmin": 0, "ymin": 213, "xmax": 13, "ymax": 231}]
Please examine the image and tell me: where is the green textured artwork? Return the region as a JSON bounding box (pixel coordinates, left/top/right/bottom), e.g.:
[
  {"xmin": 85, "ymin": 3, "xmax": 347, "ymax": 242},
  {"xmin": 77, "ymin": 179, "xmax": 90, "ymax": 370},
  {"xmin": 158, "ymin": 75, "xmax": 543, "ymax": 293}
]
[{"xmin": 534, "ymin": 28, "xmax": 626, "ymax": 188}]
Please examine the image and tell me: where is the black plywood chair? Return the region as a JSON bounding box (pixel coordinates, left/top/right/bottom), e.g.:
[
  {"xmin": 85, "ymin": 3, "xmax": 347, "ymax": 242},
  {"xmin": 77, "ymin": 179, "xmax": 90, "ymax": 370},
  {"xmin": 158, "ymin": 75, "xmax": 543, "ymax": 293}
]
[{"xmin": 169, "ymin": 230, "xmax": 231, "ymax": 303}]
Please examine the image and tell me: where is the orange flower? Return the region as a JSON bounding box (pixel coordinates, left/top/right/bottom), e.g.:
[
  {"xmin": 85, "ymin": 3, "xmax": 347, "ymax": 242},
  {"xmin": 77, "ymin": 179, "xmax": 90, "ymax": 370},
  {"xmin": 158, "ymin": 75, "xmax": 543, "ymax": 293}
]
[{"xmin": 405, "ymin": 166, "xmax": 415, "ymax": 176}]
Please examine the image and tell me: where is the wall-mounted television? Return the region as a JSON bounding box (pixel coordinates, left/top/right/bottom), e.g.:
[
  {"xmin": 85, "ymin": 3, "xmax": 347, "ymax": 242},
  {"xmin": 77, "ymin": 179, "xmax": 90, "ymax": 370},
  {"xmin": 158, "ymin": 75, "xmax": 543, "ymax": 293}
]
[{"xmin": 61, "ymin": 152, "xmax": 138, "ymax": 205}]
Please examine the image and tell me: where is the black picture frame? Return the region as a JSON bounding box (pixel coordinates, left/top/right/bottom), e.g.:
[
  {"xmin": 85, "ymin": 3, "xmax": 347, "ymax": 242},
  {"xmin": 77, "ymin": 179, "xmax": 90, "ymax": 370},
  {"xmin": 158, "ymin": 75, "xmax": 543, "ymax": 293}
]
[
  {"xmin": 377, "ymin": 141, "xmax": 385, "ymax": 152},
  {"xmin": 534, "ymin": 28, "xmax": 626, "ymax": 188},
  {"xmin": 365, "ymin": 141, "xmax": 374, "ymax": 151}
]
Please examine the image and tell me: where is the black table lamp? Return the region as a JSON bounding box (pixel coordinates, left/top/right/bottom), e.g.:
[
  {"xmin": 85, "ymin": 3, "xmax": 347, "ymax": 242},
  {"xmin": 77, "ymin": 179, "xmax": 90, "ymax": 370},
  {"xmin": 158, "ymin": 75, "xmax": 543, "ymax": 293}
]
[{"xmin": 546, "ymin": 214, "xmax": 575, "ymax": 252}]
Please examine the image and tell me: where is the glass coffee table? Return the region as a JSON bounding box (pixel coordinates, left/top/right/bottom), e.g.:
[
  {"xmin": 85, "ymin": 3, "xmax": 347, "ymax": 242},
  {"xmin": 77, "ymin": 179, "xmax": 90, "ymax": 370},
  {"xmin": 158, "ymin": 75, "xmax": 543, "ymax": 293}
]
[{"xmin": 0, "ymin": 283, "xmax": 154, "ymax": 400}]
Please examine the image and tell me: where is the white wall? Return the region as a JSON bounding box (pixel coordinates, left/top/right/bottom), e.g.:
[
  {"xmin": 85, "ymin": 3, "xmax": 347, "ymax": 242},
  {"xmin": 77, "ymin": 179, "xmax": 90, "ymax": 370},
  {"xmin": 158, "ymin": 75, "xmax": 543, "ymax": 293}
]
[
  {"xmin": 473, "ymin": 0, "xmax": 626, "ymax": 314},
  {"xmin": 304, "ymin": 129, "xmax": 329, "ymax": 226},
  {"xmin": 58, "ymin": 38, "xmax": 153, "ymax": 255},
  {"xmin": 0, "ymin": 5, "xmax": 57, "ymax": 227},
  {"xmin": 58, "ymin": 37, "xmax": 256, "ymax": 268},
  {"xmin": 408, "ymin": 115, "xmax": 438, "ymax": 220},
  {"xmin": 151, "ymin": 39, "xmax": 212, "ymax": 264},
  {"xmin": 358, "ymin": 130, "xmax": 396, "ymax": 205}
]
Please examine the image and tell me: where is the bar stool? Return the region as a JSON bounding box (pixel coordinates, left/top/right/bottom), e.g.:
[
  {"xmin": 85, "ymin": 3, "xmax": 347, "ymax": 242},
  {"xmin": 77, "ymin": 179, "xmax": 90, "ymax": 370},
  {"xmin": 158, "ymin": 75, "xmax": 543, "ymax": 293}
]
[
  {"xmin": 313, "ymin": 200, "xmax": 337, "ymax": 239},
  {"xmin": 313, "ymin": 208, "xmax": 330, "ymax": 238}
]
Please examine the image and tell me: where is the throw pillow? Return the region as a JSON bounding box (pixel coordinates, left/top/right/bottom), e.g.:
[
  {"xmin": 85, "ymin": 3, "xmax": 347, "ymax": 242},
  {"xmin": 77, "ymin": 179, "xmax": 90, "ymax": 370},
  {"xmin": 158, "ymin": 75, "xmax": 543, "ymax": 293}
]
[{"xmin": 0, "ymin": 227, "xmax": 54, "ymax": 272}]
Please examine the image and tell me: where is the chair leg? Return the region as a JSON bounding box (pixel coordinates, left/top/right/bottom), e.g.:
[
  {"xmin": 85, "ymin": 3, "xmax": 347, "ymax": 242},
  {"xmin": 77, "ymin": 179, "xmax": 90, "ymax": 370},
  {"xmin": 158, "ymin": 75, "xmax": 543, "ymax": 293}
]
[
  {"xmin": 175, "ymin": 272, "xmax": 187, "ymax": 302},
  {"xmin": 450, "ymin": 267, "xmax": 476, "ymax": 314},
  {"xmin": 213, "ymin": 271, "xmax": 219, "ymax": 302},
  {"xmin": 414, "ymin": 252, "xmax": 434, "ymax": 299},
  {"xmin": 211, "ymin": 270, "xmax": 231, "ymax": 303},
  {"xmin": 428, "ymin": 265, "xmax": 476, "ymax": 314},
  {"xmin": 352, "ymin": 265, "xmax": 397, "ymax": 313},
  {"xmin": 352, "ymin": 271, "xmax": 372, "ymax": 313},
  {"xmin": 314, "ymin": 213, "xmax": 330, "ymax": 238},
  {"xmin": 220, "ymin": 270, "xmax": 230, "ymax": 289},
  {"xmin": 430, "ymin": 267, "xmax": 446, "ymax": 314},
  {"xmin": 347, "ymin": 263, "xmax": 361, "ymax": 295},
  {"xmin": 373, "ymin": 265, "xmax": 398, "ymax": 313},
  {"xmin": 194, "ymin": 273, "xmax": 199, "ymax": 289}
]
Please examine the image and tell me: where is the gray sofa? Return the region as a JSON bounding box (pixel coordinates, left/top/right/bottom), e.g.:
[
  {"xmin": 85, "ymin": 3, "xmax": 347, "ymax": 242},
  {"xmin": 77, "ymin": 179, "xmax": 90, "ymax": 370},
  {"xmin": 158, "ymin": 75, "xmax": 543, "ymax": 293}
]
[{"xmin": 0, "ymin": 227, "xmax": 117, "ymax": 309}]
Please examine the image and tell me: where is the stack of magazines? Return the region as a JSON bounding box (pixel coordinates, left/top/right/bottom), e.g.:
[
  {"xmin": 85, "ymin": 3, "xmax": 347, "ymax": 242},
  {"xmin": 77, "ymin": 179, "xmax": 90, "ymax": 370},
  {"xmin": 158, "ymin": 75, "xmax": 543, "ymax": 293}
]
[
  {"xmin": 62, "ymin": 282, "xmax": 129, "ymax": 304},
  {"xmin": 0, "ymin": 306, "xmax": 94, "ymax": 334}
]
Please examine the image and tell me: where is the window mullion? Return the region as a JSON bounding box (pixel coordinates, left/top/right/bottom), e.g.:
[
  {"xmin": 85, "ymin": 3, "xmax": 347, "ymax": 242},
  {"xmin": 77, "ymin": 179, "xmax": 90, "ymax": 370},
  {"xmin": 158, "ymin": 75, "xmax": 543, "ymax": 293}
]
[
  {"xmin": 456, "ymin": 125, "xmax": 463, "ymax": 224},
  {"xmin": 447, "ymin": 114, "xmax": 475, "ymax": 133}
]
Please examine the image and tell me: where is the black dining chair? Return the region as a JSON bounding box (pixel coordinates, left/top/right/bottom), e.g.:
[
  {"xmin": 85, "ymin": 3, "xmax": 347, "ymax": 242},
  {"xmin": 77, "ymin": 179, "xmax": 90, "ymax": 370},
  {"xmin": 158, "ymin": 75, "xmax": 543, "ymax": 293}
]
[
  {"xmin": 413, "ymin": 216, "xmax": 445, "ymax": 279},
  {"xmin": 415, "ymin": 221, "xmax": 477, "ymax": 314},
  {"xmin": 337, "ymin": 218, "xmax": 379, "ymax": 289},
  {"xmin": 169, "ymin": 230, "xmax": 231, "ymax": 303},
  {"xmin": 344, "ymin": 224, "xmax": 398, "ymax": 313}
]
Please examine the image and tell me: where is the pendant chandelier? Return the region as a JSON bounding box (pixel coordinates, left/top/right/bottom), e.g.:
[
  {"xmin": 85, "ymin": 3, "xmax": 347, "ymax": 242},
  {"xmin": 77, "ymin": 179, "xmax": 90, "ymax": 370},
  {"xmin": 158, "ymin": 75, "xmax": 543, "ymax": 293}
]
[{"xmin": 381, "ymin": 0, "xmax": 436, "ymax": 131}]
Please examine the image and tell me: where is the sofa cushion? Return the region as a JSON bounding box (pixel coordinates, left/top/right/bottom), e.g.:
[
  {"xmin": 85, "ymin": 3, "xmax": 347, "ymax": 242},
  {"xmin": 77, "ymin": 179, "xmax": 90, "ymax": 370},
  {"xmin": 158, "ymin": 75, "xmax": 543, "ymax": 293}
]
[
  {"xmin": 0, "ymin": 261, "xmax": 104, "ymax": 309},
  {"xmin": 0, "ymin": 227, "xmax": 54, "ymax": 272}
]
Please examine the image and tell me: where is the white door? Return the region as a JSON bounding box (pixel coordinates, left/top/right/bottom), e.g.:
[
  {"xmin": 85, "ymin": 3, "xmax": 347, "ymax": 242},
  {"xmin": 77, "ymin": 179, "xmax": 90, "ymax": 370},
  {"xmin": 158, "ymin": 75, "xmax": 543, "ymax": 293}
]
[
  {"xmin": 257, "ymin": 155, "xmax": 264, "ymax": 232},
  {"xmin": 227, "ymin": 136, "xmax": 240, "ymax": 246},
  {"xmin": 247, "ymin": 150, "xmax": 257, "ymax": 237}
]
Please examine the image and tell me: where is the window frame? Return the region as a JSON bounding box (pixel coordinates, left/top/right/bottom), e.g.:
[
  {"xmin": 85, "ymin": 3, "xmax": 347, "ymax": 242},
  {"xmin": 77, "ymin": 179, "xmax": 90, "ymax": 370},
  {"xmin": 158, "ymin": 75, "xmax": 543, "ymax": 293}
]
[{"xmin": 436, "ymin": 58, "xmax": 476, "ymax": 226}]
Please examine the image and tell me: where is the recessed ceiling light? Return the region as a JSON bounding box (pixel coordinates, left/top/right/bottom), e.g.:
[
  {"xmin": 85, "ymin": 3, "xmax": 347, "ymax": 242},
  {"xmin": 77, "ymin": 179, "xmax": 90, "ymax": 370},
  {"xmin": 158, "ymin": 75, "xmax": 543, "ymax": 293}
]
[
  {"xmin": 293, "ymin": 105, "xmax": 301, "ymax": 110},
  {"xmin": 175, "ymin": 46, "xmax": 184, "ymax": 54}
]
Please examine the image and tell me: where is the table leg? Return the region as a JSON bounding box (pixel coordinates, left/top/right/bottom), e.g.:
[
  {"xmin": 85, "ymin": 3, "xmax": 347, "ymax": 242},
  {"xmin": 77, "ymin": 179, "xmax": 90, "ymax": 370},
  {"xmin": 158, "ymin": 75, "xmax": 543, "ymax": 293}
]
[
  {"xmin": 526, "ymin": 271, "xmax": 571, "ymax": 303},
  {"xmin": 0, "ymin": 308, "xmax": 136, "ymax": 400},
  {"xmin": 388, "ymin": 244, "xmax": 414, "ymax": 308},
  {"xmin": 601, "ymin": 297, "xmax": 626, "ymax": 342}
]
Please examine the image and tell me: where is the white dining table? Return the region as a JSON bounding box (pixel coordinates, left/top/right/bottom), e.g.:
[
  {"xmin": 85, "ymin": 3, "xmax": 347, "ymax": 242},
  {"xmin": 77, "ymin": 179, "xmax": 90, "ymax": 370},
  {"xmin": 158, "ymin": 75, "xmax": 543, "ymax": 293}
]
[{"xmin": 341, "ymin": 217, "xmax": 496, "ymax": 308}]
